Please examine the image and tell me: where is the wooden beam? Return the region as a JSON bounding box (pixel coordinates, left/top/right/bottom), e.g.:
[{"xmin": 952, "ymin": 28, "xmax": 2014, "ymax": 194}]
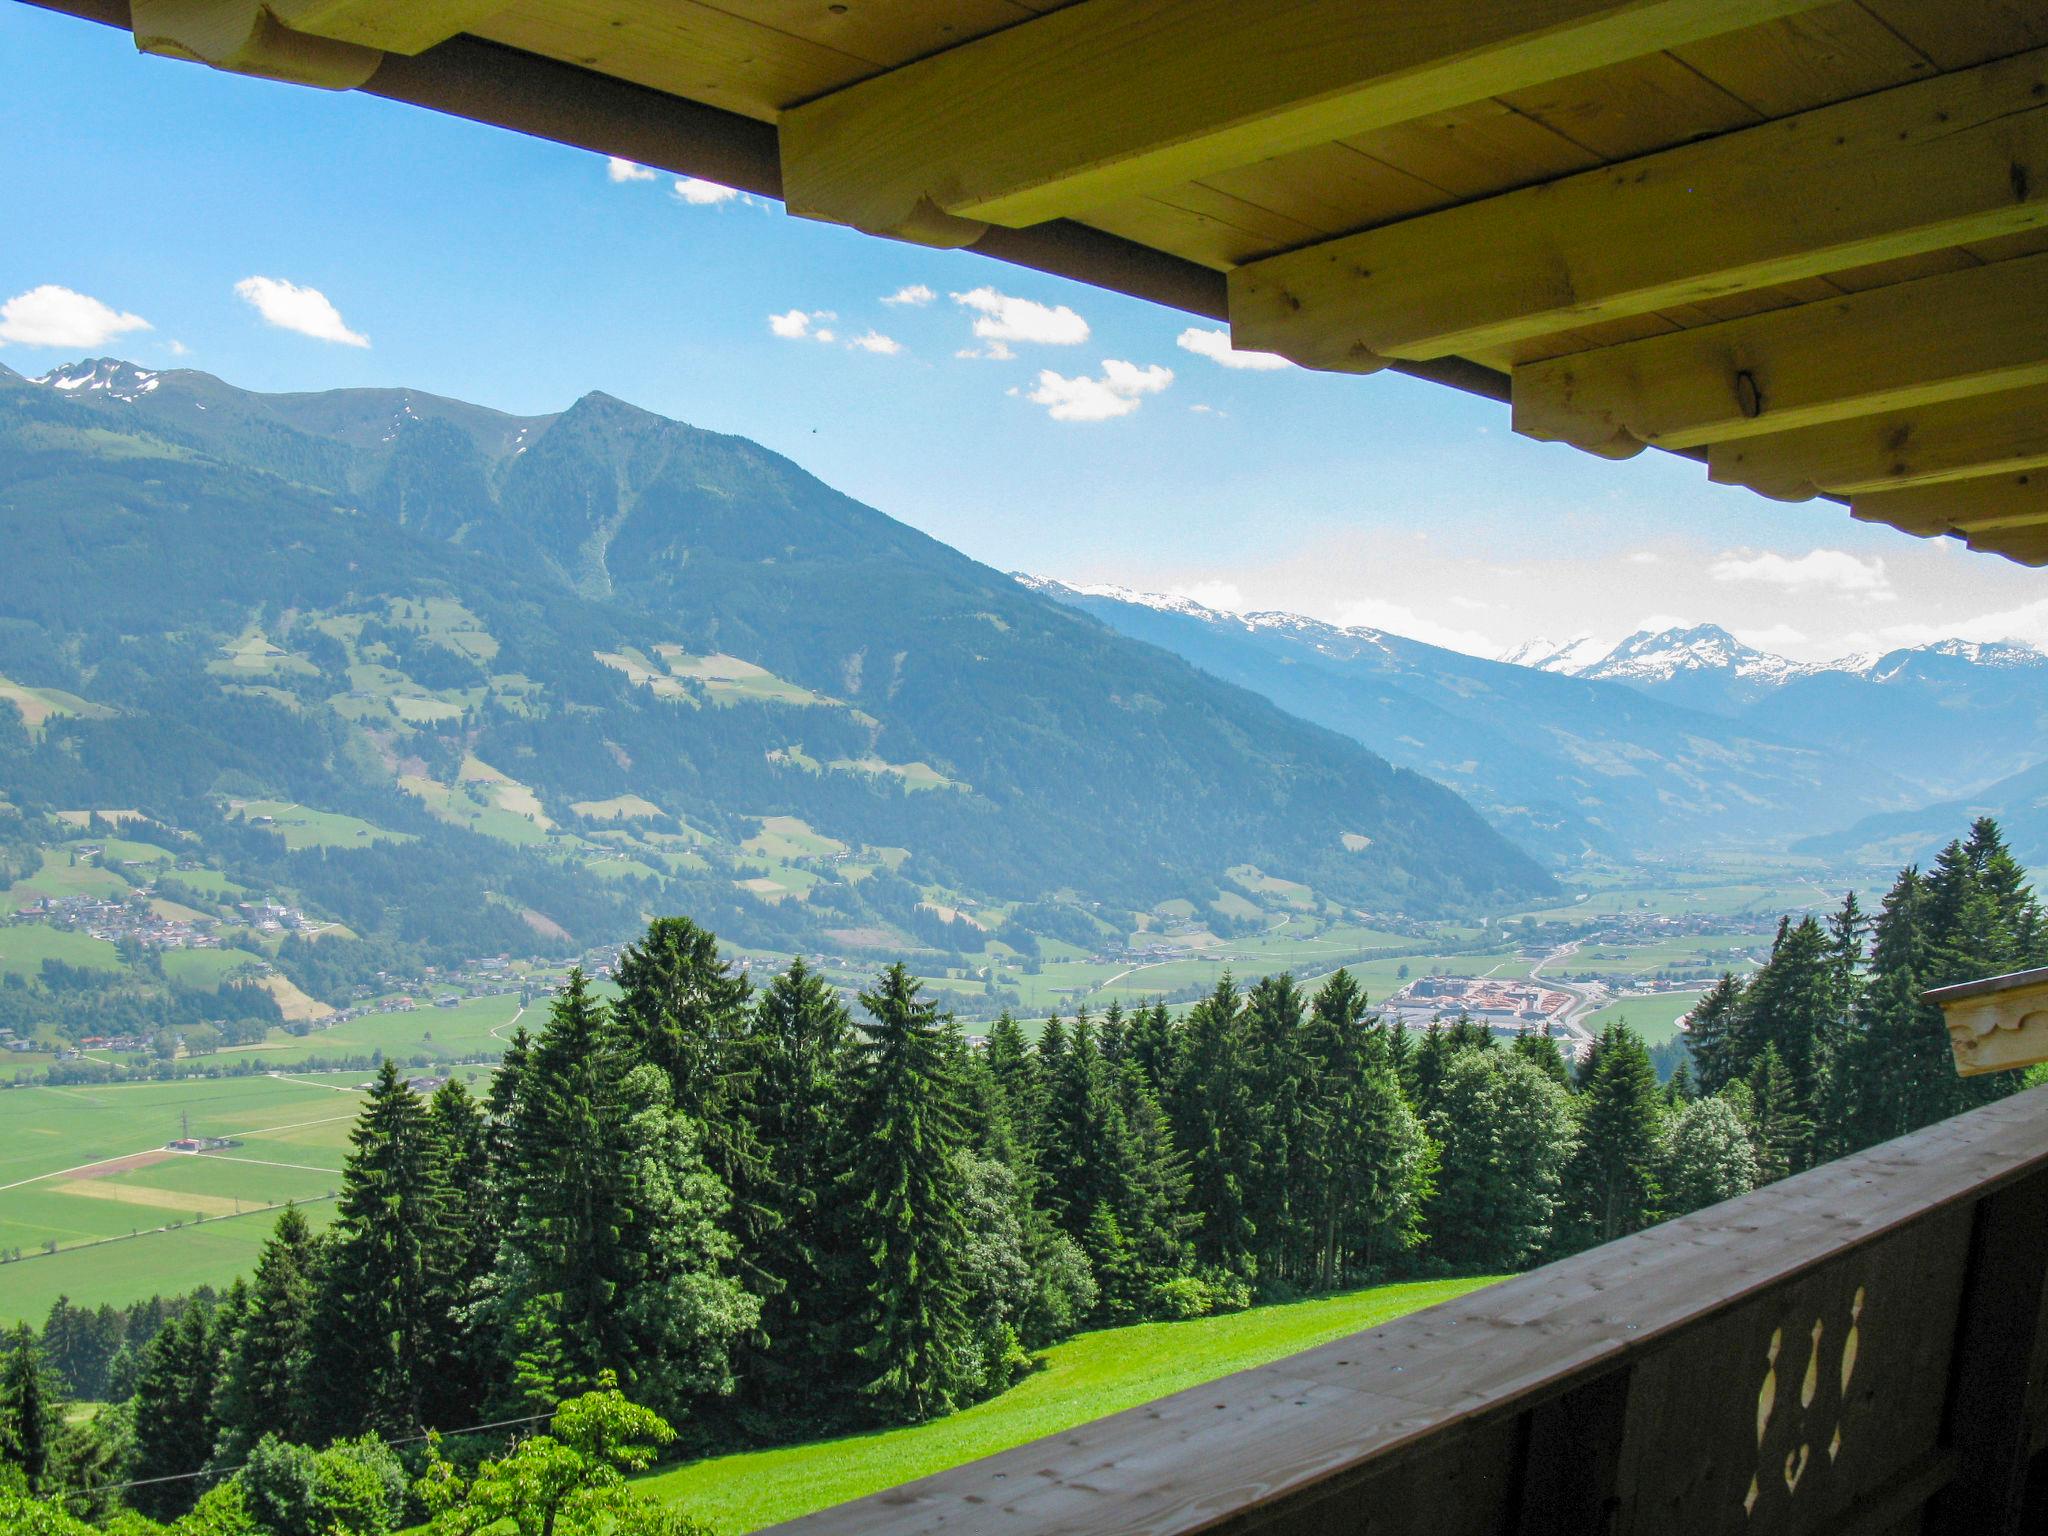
[
  {"xmin": 267, "ymin": 0, "xmax": 508, "ymax": 57},
  {"xmin": 130, "ymin": 0, "xmax": 497, "ymax": 86},
  {"xmin": 778, "ymin": 0, "xmax": 1828, "ymax": 243},
  {"xmin": 1928, "ymin": 967, "xmax": 2048, "ymax": 1079},
  {"xmin": 1709, "ymin": 382, "xmax": 2048, "ymax": 501},
  {"xmin": 130, "ymin": 0, "xmax": 376, "ymax": 86},
  {"xmin": 1515, "ymin": 253, "xmax": 2048, "ymax": 454},
  {"xmin": 1231, "ymin": 46, "xmax": 2048, "ymax": 371},
  {"xmin": 1852, "ymin": 472, "xmax": 2048, "ymax": 537}
]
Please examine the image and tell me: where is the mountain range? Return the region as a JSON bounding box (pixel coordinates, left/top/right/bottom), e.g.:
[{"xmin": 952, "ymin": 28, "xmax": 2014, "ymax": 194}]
[
  {"xmin": 1025, "ymin": 584, "xmax": 2043, "ymax": 865},
  {"xmin": 1503, "ymin": 622, "xmax": 2048, "ymax": 802},
  {"xmin": 0, "ymin": 357, "xmax": 1548, "ymax": 973}
]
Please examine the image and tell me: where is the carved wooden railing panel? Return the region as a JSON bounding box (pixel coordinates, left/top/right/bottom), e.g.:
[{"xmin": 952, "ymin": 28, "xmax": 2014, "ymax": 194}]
[{"xmin": 775, "ymin": 1086, "xmax": 2048, "ymax": 1536}]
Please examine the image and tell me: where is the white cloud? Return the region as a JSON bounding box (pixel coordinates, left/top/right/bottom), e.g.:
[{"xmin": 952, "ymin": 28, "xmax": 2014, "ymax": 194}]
[
  {"xmin": 1853, "ymin": 596, "xmax": 2048, "ymax": 652},
  {"xmin": 1189, "ymin": 403, "xmax": 1225, "ymax": 416},
  {"xmin": 952, "ymin": 286, "xmax": 1088, "ymax": 346},
  {"xmin": 846, "ymin": 329, "xmax": 903, "ymax": 356},
  {"xmin": 607, "ymin": 157, "xmax": 656, "ymax": 182},
  {"xmin": 1734, "ymin": 624, "xmax": 1809, "ymax": 650},
  {"xmin": 233, "ymin": 277, "xmax": 368, "ymax": 347},
  {"xmin": 768, "ymin": 308, "xmax": 836, "ymax": 341},
  {"xmin": 1637, "ymin": 613, "xmax": 1696, "ymax": 633},
  {"xmin": 0, "ymin": 285, "xmax": 151, "ymax": 348},
  {"xmin": 1709, "ymin": 547, "xmax": 1894, "ymax": 599},
  {"xmin": 1175, "ymin": 326, "xmax": 1292, "ymax": 372},
  {"xmin": 1176, "ymin": 580, "xmax": 1244, "ymax": 612},
  {"xmin": 882, "ymin": 284, "xmax": 934, "ymax": 307},
  {"xmin": 1333, "ymin": 598, "xmax": 1498, "ymax": 657},
  {"xmin": 166, "ymin": 339, "xmax": 189, "ymax": 357},
  {"xmin": 1024, "ymin": 359, "xmax": 1172, "ymax": 422},
  {"xmin": 673, "ymin": 177, "xmax": 740, "ymax": 205},
  {"xmin": 956, "ymin": 340, "xmax": 1016, "ymax": 361},
  {"xmin": 1625, "ymin": 551, "xmax": 1662, "ymax": 565}
]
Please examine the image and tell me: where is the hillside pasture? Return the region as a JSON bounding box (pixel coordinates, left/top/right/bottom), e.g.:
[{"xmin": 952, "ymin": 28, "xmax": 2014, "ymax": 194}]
[
  {"xmin": 2, "ymin": 851, "xmax": 132, "ymax": 913},
  {"xmin": 638, "ymin": 1277, "xmax": 1498, "ymax": 1533},
  {"xmin": 0, "ymin": 924, "xmax": 125, "ymax": 980},
  {"xmin": 1581, "ymin": 989, "xmax": 1707, "ymax": 1047},
  {"xmin": 226, "ymin": 800, "xmax": 409, "ymax": 851}
]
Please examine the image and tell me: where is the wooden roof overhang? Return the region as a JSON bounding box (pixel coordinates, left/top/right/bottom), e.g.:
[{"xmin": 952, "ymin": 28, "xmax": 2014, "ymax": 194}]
[{"xmin": 24, "ymin": 0, "xmax": 2048, "ymax": 565}]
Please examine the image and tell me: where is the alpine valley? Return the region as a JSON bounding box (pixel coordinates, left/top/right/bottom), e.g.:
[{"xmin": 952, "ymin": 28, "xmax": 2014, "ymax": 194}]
[
  {"xmin": 1026, "ymin": 585, "xmax": 2047, "ymax": 866},
  {"xmin": 0, "ymin": 357, "xmax": 1548, "ymax": 994}
]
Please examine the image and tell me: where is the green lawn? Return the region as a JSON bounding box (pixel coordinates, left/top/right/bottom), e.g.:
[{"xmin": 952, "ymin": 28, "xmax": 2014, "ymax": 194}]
[
  {"xmin": 0, "ymin": 924, "xmax": 127, "ymax": 980},
  {"xmin": 216, "ymin": 995, "xmax": 527, "ymax": 1066},
  {"xmin": 639, "ymin": 1276, "xmax": 1497, "ymax": 1533},
  {"xmin": 1582, "ymin": 989, "xmax": 1707, "ymax": 1047}
]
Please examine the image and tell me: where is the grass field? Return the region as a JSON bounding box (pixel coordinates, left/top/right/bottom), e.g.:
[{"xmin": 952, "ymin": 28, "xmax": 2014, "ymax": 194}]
[
  {"xmin": 227, "ymin": 800, "xmax": 408, "ymax": 851},
  {"xmin": 1582, "ymin": 989, "xmax": 1707, "ymax": 1047},
  {"xmin": 0, "ymin": 924, "xmax": 126, "ymax": 979},
  {"xmin": 0, "ymin": 1073, "xmax": 380, "ymax": 1319},
  {"xmin": 639, "ymin": 1276, "xmax": 1498, "ymax": 1533},
  {"xmin": 214, "ymin": 995, "xmax": 528, "ymax": 1066},
  {"xmin": 2, "ymin": 850, "xmax": 133, "ymax": 914}
]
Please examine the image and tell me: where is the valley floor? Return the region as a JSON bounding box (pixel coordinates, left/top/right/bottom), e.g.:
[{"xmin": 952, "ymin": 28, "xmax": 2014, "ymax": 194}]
[{"xmin": 637, "ymin": 1276, "xmax": 1497, "ymax": 1533}]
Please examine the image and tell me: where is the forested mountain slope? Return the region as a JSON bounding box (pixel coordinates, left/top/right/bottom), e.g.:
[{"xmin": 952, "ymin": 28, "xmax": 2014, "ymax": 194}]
[{"xmin": 0, "ymin": 359, "xmax": 1547, "ymax": 975}]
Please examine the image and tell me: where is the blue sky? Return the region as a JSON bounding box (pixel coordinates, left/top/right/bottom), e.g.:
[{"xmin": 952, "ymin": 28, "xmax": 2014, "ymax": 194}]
[{"xmin": 4, "ymin": 2, "xmax": 2043, "ymax": 661}]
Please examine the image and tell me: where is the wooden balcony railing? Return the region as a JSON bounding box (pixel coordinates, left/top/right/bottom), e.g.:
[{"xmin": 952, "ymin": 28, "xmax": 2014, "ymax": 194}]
[{"xmin": 776, "ymin": 1085, "xmax": 2048, "ymax": 1536}]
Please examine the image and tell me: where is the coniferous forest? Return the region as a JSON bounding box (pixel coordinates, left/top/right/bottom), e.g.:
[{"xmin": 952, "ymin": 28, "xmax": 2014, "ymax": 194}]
[{"xmin": 2, "ymin": 819, "xmax": 2040, "ymax": 1536}]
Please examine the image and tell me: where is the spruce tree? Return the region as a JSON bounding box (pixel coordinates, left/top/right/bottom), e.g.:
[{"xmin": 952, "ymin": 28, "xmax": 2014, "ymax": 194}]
[
  {"xmin": 212, "ymin": 1205, "xmax": 320, "ymax": 1462},
  {"xmin": 1171, "ymin": 977, "xmax": 1258, "ymax": 1278},
  {"xmin": 1511, "ymin": 1021, "xmax": 1570, "ymax": 1086},
  {"xmin": 0, "ymin": 1324, "xmax": 57, "ymax": 1493},
  {"xmin": 1732, "ymin": 918, "xmax": 1834, "ymax": 1169},
  {"xmin": 129, "ymin": 1303, "xmax": 221, "ymax": 1519},
  {"xmin": 1685, "ymin": 973, "xmax": 1747, "ymax": 1094},
  {"xmin": 305, "ymin": 1059, "xmax": 460, "ymax": 1439},
  {"xmin": 1242, "ymin": 973, "xmax": 1309, "ymax": 1286},
  {"xmin": 497, "ymin": 969, "xmax": 757, "ymax": 1421},
  {"xmin": 843, "ymin": 964, "xmax": 974, "ymax": 1422},
  {"xmin": 747, "ymin": 958, "xmax": 855, "ymax": 1417},
  {"xmin": 1745, "ymin": 1046, "xmax": 1807, "ymax": 1186},
  {"xmin": 1554, "ymin": 1023, "xmax": 1665, "ymax": 1253}
]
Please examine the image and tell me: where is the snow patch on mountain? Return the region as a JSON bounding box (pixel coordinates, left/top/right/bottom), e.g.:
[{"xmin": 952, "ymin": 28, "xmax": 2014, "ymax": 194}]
[
  {"xmin": 29, "ymin": 357, "xmax": 163, "ymax": 403},
  {"xmin": 1497, "ymin": 634, "xmax": 1608, "ymax": 673}
]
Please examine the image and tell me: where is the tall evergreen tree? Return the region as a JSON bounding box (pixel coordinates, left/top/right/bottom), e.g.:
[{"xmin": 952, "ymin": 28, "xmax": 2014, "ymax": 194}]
[
  {"xmin": 304, "ymin": 1060, "xmax": 460, "ymax": 1439},
  {"xmin": 1685, "ymin": 973, "xmax": 1747, "ymax": 1095},
  {"xmin": 128, "ymin": 1303, "xmax": 221, "ymax": 1519},
  {"xmin": 843, "ymin": 964, "xmax": 975, "ymax": 1422},
  {"xmin": 497, "ymin": 969, "xmax": 757, "ymax": 1421},
  {"xmin": 0, "ymin": 1324, "xmax": 57, "ymax": 1494},
  {"xmin": 746, "ymin": 958, "xmax": 855, "ymax": 1418},
  {"xmin": 1745, "ymin": 1046, "xmax": 1807, "ymax": 1186},
  {"xmin": 1553, "ymin": 1023, "xmax": 1665, "ymax": 1253},
  {"xmin": 1171, "ymin": 977, "xmax": 1258, "ymax": 1278},
  {"xmin": 212, "ymin": 1205, "xmax": 320, "ymax": 1462}
]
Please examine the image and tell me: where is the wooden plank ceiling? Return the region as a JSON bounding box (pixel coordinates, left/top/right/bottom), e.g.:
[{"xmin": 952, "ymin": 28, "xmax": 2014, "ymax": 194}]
[{"xmin": 107, "ymin": 0, "xmax": 2048, "ymax": 565}]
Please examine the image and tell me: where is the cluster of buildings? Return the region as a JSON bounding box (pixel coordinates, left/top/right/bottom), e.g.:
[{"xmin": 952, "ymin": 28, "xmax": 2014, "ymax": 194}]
[
  {"xmin": 8, "ymin": 893, "xmax": 235, "ymax": 953},
  {"xmin": 1385, "ymin": 975, "xmax": 1575, "ymax": 1027}
]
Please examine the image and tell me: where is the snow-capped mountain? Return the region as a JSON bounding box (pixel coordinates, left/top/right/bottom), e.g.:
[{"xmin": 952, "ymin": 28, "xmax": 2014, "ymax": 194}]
[
  {"xmin": 1497, "ymin": 634, "xmax": 1609, "ymax": 674},
  {"xmin": 1022, "ymin": 576, "xmax": 1923, "ymax": 862},
  {"xmin": 30, "ymin": 357, "xmax": 167, "ymax": 402},
  {"xmin": 1497, "ymin": 622, "xmax": 2048, "ymax": 795}
]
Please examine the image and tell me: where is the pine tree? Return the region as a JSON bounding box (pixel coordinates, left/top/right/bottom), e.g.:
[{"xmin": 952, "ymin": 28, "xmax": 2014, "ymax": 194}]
[
  {"xmin": 0, "ymin": 1324, "xmax": 57, "ymax": 1493},
  {"xmin": 212, "ymin": 1205, "xmax": 320, "ymax": 1462},
  {"xmin": 1554, "ymin": 1024, "xmax": 1665, "ymax": 1253},
  {"xmin": 305, "ymin": 1059, "xmax": 460, "ymax": 1439},
  {"xmin": 498, "ymin": 969, "xmax": 757, "ymax": 1421},
  {"xmin": 1410, "ymin": 1021, "xmax": 1457, "ymax": 1117},
  {"xmin": 129, "ymin": 1303, "xmax": 221, "ymax": 1519},
  {"xmin": 843, "ymin": 964, "xmax": 974, "ymax": 1422},
  {"xmin": 1510, "ymin": 1021, "xmax": 1570, "ymax": 1086},
  {"xmin": 425, "ymin": 1079, "xmax": 495, "ymax": 1429},
  {"xmin": 1127, "ymin": 1003, "xmax": 1177, "ymax": 1107},
  {"xmin": 982, "ymin": 1012, "xmax": 1041, "ymax": 1179},
  {"xmin": 1732, "ymin": 918, "xmax": 1834, "ymax": 1170},
  {"xmin": 1242, "ymin": 973, "xmax": 1310, "ymax": 1287}
]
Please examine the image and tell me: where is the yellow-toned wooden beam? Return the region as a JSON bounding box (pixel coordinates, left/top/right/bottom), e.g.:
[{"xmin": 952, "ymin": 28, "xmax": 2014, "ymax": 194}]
[
  {"xmin": 1708, "ymin": 382, "xmax": 2048, "ymax": 502},
  {"xmin": 131, "ymin": 0, "xmax": 500, "ymax": 88},
  {"xmin": 268, "ymin": 0, "xmax": 508, "ymax": 56},
  {"xmin": 1232, "ymin": 47, "xmax": 2048, "ymax": 372},
  {"xmin": 1928, "ymin": 967, "xmax": 2048, "ymax": 1077},
  {"xmin": 1515, "ymin": 254, "xmax": 2048, "ymax": 455},
  {"xmin": 1852, "ymin": 472, "xmax": 2048, "ymax": 538},
  {"xmin": 779, "ymin": 0, "xmax": 1827, "ymax": 244}
]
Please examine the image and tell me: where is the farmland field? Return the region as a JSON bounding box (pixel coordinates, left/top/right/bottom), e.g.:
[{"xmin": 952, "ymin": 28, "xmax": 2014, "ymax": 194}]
[
  {"xmin": 212, "ymin": 994, "xmax": 529, "ymax": 1066},
  {"xmin": 0, "ymin": 1072, "xmax": 390, "ymax": 1320},
  {"xmin": 638, "ymin": 1276, "xmax": 1499, "ymax": 1534},
  {"xmin": 1581, "ymin": 989, "xmax": 1708, "ymax": 1047}
]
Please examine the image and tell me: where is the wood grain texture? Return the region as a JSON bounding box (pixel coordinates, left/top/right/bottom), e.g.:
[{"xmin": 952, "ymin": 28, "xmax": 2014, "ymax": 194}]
[
  {"xmin": 1851, "ymin": 471, "xmax": 2048, "ymax": 537},
  {"xmin": 1708, "ymin": 380, "xmax": 2048, "ymax": 499},
  {"xmin": 777, "ymin": 0, "xmax": 1831, "ymax": 235},
  {"xmin": 1515, "ymin": 252, "xmax": 2048, "ymax": 450},
  {"xmin": 1229, "ymin": 45, "xmax": 2048, "ymax": 369},
  {"xmin": 771, "ymin": 1089, "xmax": 2048, "ymax": 1536}
]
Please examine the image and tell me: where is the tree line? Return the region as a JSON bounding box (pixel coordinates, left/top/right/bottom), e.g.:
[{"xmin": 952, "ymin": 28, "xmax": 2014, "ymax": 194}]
[{"xmin": 2, "ymin": 819, "xmax": 2038, "ymax": 1536}]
